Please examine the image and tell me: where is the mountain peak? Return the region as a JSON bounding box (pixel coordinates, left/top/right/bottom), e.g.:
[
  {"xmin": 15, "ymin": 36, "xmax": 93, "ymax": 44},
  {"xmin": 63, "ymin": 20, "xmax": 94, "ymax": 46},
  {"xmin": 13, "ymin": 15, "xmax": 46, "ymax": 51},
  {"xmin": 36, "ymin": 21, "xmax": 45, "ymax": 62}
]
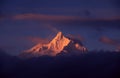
[
  {"xmin": 57, "ymin": 31, "xmax": 62, "ymax": 36},
  {"xmin": 48, "ymin": 31, "xmax": 70, "ymax": 55},
  {"xmin": 22, "ymin": 31, "xmax": 87, "ymax": 57},
  {"xmin": 53, "ymin": 31, "xmax": 63, "ymax": 40}
]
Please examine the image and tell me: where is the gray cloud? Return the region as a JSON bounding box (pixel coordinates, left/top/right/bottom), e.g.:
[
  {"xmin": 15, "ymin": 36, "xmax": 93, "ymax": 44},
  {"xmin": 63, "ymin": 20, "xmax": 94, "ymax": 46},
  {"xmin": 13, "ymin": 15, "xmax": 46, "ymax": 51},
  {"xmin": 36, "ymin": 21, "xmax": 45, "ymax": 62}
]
[
  {"xmin": 99, "ymin": 36, "xmax": 120, "ymax": 50},
  {"xmin": 11, "ymin": 13, "xmax": 120, "ymax": 27}
]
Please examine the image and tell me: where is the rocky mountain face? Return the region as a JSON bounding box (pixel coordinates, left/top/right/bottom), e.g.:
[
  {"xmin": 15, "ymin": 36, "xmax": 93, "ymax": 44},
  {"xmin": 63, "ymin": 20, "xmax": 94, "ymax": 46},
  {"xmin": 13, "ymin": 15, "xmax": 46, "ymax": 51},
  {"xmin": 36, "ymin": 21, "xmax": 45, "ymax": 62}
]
[{"xmin": 20, "ymin": 32, "xmax": 87, "ymax": 57}]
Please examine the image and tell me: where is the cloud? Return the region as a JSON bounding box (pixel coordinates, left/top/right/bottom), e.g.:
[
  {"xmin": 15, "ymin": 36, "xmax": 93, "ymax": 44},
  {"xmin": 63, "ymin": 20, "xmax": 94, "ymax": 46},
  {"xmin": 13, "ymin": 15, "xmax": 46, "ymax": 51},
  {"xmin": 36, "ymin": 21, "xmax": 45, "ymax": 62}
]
[
  {"xmin": 12, "ymin": 13, "xmax": 81, "ymax": 22},
  {"xmin": 25, "ymin": 36, "xmax": 50, "ymax": 44},
  {"xmin": 116, "ymin": 46, "xmax": 120, "ymax": 50},
  {"xmin": 66, "ymin": 34, "xmax": 84, "ymax": 41},
  {"xmin": 44, "ymin": 24, "xmax": 59, "ymax": 33},
  {"xmin": 12, "ymin": 14, "xmax": 120, "ymax": 22},
  {"xmin": 99, "ymin": 36, "xmax": 119, "ymax": 46},
  {"xmin": 12, "ymin": 13, "xmax": 120, "ymax": 21},
  {"xmin": 11, "ymin": 13, "xmax": 120, "ymax": 28},
  {"xmin": 99, "ymin": 36, "xmax": 120, "ymax": 51}
]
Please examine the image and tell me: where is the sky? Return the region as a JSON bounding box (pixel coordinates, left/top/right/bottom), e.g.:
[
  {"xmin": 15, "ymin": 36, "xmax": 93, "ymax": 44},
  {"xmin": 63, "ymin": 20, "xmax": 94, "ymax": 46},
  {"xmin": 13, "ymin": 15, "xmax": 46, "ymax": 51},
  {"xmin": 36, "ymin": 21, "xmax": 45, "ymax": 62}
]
[{"xmin": 0, "ymin": 0, "xmax": 120, "ymax": 55}]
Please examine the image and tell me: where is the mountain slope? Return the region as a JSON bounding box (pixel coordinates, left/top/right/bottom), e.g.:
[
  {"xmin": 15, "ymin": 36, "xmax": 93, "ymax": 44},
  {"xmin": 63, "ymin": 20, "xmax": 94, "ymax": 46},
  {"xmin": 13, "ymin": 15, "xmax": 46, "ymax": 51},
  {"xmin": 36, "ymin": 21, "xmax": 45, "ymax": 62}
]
[{"xmin": 21, "ymin": 32, "xmax": 87, "ymax": 57}]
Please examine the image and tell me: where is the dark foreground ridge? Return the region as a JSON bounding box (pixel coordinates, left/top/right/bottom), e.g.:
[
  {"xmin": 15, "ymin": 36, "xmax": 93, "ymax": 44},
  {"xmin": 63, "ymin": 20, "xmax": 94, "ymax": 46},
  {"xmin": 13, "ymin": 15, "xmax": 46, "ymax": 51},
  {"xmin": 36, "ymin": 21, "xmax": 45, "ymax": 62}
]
[{"xmin": 0, "ymin": 50, "xmax": 120, "ymax": 78}]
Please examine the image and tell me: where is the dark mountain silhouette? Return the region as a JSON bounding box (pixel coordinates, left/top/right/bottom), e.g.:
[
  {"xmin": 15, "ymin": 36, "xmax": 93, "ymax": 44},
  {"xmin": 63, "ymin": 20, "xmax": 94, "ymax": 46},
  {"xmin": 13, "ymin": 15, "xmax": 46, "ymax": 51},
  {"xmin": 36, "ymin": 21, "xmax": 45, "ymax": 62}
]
[{"xmin": 0, "ymin": 49, "xmax": 120, "ymax": 78}]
